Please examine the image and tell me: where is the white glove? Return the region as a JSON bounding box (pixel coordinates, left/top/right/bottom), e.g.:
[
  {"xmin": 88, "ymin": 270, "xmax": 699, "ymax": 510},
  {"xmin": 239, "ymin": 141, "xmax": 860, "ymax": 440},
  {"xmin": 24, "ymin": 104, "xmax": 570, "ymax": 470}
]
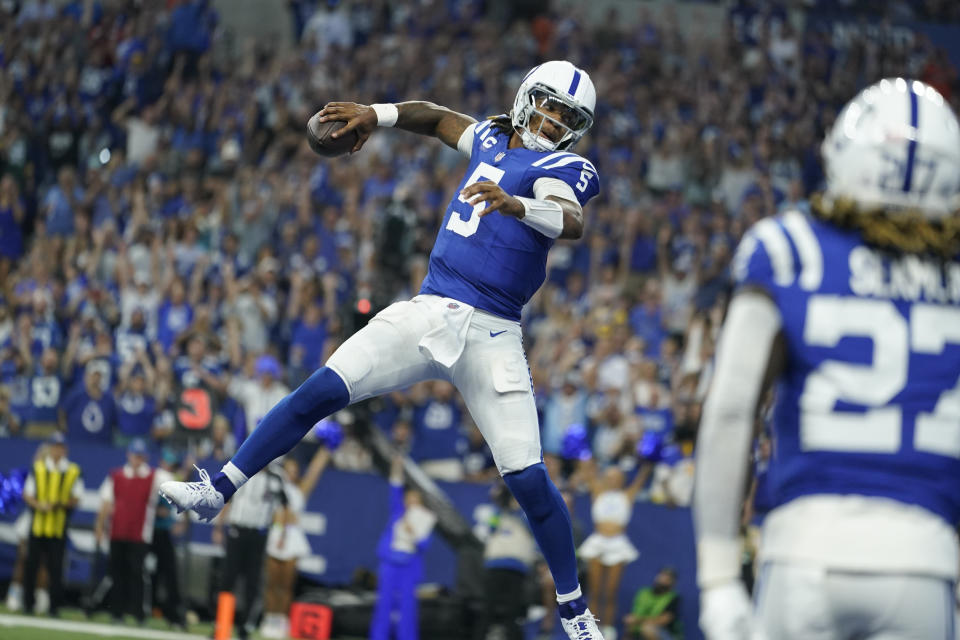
[{"xmin": 699, "ymin": 581, "xmax": 757, "ymax": 640}]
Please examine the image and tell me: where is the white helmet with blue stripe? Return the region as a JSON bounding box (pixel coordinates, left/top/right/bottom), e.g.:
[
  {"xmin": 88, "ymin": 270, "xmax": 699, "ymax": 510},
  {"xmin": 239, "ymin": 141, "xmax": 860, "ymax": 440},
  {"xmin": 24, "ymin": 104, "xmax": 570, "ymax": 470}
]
[
  {"xmin": 822, "ymin": 78, "xmax": 960, "ymax": 219},
  {"xmin": 511, "ymin": 60, "xmax": 596, "ymax": 153}
]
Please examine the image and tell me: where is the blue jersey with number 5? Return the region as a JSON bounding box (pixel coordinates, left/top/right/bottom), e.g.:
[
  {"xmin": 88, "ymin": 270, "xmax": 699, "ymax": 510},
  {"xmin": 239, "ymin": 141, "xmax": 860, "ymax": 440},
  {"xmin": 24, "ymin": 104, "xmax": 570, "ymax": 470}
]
[
  {"xmin": 734, "ymin": 210, "xmax": 960, "ymax": 525},
  {"xmin": 419, "ymin": 120, "xmax": 600, "ymax": 320}
]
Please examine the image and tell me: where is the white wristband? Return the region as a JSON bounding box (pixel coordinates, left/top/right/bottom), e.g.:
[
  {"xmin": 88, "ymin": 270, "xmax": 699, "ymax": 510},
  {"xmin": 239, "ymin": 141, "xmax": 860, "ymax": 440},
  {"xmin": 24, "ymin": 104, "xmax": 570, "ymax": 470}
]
[
  {"xmin": 371, "ymin": 103, "xmax": 398, "ymax": 127},
  {"xmin": 516, "ymin": 196, "xmax": 564, "ymax": 238}
]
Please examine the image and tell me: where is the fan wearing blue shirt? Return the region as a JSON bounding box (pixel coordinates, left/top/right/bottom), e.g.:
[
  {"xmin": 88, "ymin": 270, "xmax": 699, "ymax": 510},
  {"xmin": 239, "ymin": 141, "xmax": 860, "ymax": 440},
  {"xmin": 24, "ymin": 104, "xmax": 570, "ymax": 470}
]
[
  {"xmin": 23, "ymin": 348, "xmax": 64, "ymax": 439},
  {"xmin": 370, "ymin": 456, "xmax": 436, "ymax": 640},
  {"xmin": 409, "ymin": 381, "xmax": 465, "ymax": 480},
  {"xmin": 62, "ymin": 368, "xmax": 117, "ymax": 444},
  {"xmin": 286, "ymin": 299, "xmax": 328, "ymax": 385},
  {"xmin": 115, "ymin": 356, "xmax": 158, "ymax": 442},
  {"xmin": 157, "ymin": 280, "xmax": 194, "ymax": 353}
]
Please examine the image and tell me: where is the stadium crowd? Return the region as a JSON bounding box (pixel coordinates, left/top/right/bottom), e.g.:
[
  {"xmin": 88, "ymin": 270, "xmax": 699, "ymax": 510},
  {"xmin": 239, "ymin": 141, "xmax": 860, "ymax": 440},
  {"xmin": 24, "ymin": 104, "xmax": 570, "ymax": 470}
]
[
  {"xmin": 1, "ymin": 1, "xmax": 959, "ymax": 639},
  {"xmin": 1, "ymin": 0, "xmax": 959, "ymax": 499}
]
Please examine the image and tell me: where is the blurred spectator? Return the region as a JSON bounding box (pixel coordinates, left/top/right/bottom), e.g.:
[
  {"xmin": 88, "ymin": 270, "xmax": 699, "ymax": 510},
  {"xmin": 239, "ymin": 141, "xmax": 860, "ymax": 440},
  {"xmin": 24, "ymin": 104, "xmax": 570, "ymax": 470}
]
[
  {"xmin": 331, "ymin": 422, "xmax": 374, "ymax": 472},
  {"xmin": 194, "ymin": 414, "xmax": 238, "ymax": 461},
  {"xmin": 578, "ymin": 462, "xmax": 645, "ymax": 640},
  {"xmin": 114, "ymin": 351, "xmax": 159, "ymax": 443},
  {"xmin": 156, "ymin": 278, "xmax": 195, "ymax": 354},
  {"xmin": 227, "ymin": 354, "xmax": 289, "ymax": 438},
  {"xmin": 629, "ymin": 282, "xmax": 667, "ymax": 358},
  {"xmin": 228, "ymin": 262, "xmax": 279, "ymax": 354},
  {"xmin": 285, "ymin": 285, "xmax": 330, "ymax": 387},
  {"xmin": 62, "ymin": 367, "xmax": 117, "ymax": 444},
  {"xmin": 5, "ymin": 443, "xmax": 50, "ymax": 613},
  {"xmin": 95, "ymin": 439, "xmax": 171, "ymax": 625},
  {"xmin": 542, "ymin": 372, "xmax": 589, "ymax": 458},
  {"xmin": 0, "ymin": 175, "xmax": 25, "ymax": 277},
  {"xmin": 262, "ymin": 446, "xmax": 332, "ymax": 639},
  {"xmin": 409, "ymin": 380, "xmax": 465, "ymax": 481},
  {"xmin": 370, "ymin": 455, "xmax": 436, "ymax": 640},
  {"xmin": 22, "ymin": 348, "xmax": 63, "ymax": 439},
  {"xmin": 622, "ymin": 567, "xmax": 682, "ymax": 640},
  {"xmin": 21, "ymin": 433, "xmax": 83, "ymax": 617},
  {"xmin": 174, "ymin": 332, "xmax": 225, "ymax": 392},
  {"xmin": 0, "ymin": 384, "xmax": 22, "ymax": 436},
  {"xmin": 479, "ymin": 482, "xmax": 539, "ymax": 640},
  {"xmin": 212, "ymin": 461, "xmax": 287, "ymax": 640},
  {"xmin": 41, "ymin": 167, "xmax": 83, "ymax": 238},
  {"xmin": 461, "ymin": 422, "xmax": 497, "ymax": 483},
  {"xmin": 150, "ymin": 449, "xmax": 187, "ymax": 629}
]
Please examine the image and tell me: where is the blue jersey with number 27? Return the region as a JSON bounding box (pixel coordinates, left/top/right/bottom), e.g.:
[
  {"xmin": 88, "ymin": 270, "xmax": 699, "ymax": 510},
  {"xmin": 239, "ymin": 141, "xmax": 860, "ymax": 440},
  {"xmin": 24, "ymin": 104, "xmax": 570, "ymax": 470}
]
[
  {"xmin": 420, "ymin": 120, "xmax": 600, "ymax": 320},
  {"xmin": 735, "ymin": 210, "xmax": 960, "ymax": 525}
]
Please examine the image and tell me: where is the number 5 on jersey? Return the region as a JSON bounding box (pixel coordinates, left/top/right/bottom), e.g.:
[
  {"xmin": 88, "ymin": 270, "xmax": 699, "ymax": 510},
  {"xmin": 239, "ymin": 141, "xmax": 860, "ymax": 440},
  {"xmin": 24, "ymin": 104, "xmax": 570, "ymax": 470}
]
[{"xmin": 447, "ymin": 162, "xmax": 505, "ymax": 238}]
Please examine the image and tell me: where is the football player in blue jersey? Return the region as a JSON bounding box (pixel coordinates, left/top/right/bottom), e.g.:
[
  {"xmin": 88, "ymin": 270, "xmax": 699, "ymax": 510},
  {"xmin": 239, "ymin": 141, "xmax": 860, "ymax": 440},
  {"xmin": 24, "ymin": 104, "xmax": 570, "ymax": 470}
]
[
  {"xmin": 694, "ymin": 78, "xmax": 960, "ymax": 639},
  {"xmin": 161, "ymin": 60, "xmax": 605, "ymax": 639}
]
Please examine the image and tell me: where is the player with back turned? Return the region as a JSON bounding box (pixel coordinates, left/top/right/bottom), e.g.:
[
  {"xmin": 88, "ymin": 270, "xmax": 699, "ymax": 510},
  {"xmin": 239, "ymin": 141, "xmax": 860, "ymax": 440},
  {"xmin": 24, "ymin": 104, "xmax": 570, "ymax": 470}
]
[
  {"xmin": 694, "ymin": 78, "xmax": 960, "ymax": 639},
  {"xmin": 161, "ymin": 60, "xmax": 606, "ymax": 639}
]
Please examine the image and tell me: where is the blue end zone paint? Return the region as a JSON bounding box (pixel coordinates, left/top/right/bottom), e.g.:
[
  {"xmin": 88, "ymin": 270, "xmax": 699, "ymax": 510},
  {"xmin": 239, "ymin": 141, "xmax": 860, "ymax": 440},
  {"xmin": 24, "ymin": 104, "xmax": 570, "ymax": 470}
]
[
  {"xmin": 568, "ymin": 70, "xmax": 581, "ymax": 96},
  {"xmin": 903, "ymin": 85, "xmax": 919, "ymax": 192}
]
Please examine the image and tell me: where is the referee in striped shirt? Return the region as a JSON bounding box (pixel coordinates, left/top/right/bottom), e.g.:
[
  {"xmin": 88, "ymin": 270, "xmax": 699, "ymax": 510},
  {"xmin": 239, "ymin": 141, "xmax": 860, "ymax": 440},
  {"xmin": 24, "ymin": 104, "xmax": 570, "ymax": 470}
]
[{"xmin": 212, "ymin": 464, "xmax": 287, "ymax": 640}]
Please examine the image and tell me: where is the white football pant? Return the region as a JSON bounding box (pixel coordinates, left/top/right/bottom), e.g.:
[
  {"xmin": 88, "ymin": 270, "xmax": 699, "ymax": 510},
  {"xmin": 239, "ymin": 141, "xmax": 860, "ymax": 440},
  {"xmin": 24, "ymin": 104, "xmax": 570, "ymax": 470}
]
[
  {"xmin": 755, "ymin": 562, "xmax": 957, "ymax": 640},
  {"xmin": 326, "ymin": 295, "xmax": 541, "ymax": 474}
]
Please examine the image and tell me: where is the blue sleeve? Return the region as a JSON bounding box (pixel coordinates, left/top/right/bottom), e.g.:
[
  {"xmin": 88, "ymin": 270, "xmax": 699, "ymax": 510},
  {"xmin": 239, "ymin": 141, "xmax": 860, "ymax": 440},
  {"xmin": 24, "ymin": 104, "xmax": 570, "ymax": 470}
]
[
  {"xmin": 416, "ymin": 532, "xmax": 433, "ymax": 553},
  {"xmin": 389, "ymin": 483, "xmax": 404, "ymax": 521},
  {"xmin": 525, "ymin": 154, "xmax": 600, "ymax": 207},
  {"xmin": 731, "ymin": 226, "xmax": 775, "ymax": 294}
]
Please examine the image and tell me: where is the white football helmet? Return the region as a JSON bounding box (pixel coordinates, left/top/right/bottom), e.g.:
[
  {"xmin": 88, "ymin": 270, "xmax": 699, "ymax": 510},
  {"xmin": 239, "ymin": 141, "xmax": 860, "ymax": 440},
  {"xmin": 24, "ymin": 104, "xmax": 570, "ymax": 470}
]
[
  {"xmin": 511, "ymin": 60, "xmax": 596, "ymax": 152},
  {"xmin": 822, "ymin": 78, "xmax": 960, "ymax": 219}
]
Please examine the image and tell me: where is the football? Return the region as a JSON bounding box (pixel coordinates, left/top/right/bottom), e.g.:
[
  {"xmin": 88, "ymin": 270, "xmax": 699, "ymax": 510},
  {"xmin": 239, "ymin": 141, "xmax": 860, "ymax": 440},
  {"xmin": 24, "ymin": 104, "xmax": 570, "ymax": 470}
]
[{"xmin": 306, "ymin": 112, "xmax": 358, "ymax": 157}]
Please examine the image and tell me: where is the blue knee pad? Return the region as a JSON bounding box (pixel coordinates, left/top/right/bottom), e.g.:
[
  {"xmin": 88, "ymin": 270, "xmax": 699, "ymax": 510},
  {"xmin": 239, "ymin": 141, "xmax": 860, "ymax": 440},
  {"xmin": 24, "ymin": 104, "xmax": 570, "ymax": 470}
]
[
  {"xmin": 503, "ymin": 463, "xmax": 579, "ymax": 595},
  {"xmin": 228, "ymin": 367, "xmax": 350, "ymax": 485}
]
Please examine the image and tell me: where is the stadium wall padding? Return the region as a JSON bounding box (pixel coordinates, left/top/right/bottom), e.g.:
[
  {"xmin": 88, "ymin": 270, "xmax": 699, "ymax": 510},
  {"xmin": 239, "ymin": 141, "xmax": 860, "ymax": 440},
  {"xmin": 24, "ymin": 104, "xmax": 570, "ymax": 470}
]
[{"xmin": 0, "ymin": 437, "xmax": 701, "ymax": 638}]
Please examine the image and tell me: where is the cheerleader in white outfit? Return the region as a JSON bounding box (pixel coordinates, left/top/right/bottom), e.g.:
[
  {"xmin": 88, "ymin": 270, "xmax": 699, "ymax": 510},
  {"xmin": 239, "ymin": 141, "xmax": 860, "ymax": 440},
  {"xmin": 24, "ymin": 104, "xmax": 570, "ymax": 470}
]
[
  {"xmin": 578, "ymin": 464, "xmax": 644, "ymax": 640},
  {"xmin": 261, "ymin": 446, "xmax": 331, "ymax": 639}
]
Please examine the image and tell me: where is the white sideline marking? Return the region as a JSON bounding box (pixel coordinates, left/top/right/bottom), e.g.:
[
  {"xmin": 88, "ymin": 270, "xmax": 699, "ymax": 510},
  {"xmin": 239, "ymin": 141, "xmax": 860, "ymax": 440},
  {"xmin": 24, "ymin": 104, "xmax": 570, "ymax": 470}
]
[{"xmin": 0, "ymin": 613, "xmax": 212, "ymax": 639}]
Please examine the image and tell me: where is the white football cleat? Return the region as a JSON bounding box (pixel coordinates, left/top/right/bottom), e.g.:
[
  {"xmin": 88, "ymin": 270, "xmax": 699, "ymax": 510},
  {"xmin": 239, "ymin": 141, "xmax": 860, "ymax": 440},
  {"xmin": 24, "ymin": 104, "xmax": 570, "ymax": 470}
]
[
  {"xmin": 159, "ymin": 467, "xmax": 225, "ymax": 523},
  {"xmin": 560, "ymin": 608, "xmax": 604, "ymax": 640}
]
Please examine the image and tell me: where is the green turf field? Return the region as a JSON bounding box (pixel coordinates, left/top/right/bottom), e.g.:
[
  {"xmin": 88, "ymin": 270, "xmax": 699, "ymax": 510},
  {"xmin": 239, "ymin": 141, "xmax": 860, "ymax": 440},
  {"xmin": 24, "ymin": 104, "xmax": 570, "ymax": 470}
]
[
  {"xmin": 0, "ymin": 627, "xmax": 177, "ymax": 640},
  {"xmin": 0, "ymin": 606, "xmax": 213, "ymax": 640},
  {"xmin": 0, "ymin": 605, "xmax": 367, "ymax": 640}
]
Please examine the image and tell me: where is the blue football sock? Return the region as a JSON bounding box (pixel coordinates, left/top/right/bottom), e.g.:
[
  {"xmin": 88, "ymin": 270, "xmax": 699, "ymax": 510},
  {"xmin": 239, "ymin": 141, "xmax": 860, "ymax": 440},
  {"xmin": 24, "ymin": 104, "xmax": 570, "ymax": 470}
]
[
  {"xmin": 557, "ymin": 597, "xmax": 588, "ymax": 619},
  {"xmin": 214, "ymin": 366, "xmax": 350, "ymax": 501},
  {"xmin": 502, "ymin": 463, "xmax": 580, "ymax": 597}
]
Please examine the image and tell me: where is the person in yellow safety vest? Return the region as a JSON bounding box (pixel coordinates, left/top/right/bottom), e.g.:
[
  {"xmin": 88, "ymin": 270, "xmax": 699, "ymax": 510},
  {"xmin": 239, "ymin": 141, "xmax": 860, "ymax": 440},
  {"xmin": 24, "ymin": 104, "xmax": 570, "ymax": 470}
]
[
  {"xmin": 21, "ymin": 432, "xmax": 84, "ymax": 617},
  {"xmin": 4, "ymin": 443, "xmax": 49, "ymax": 613},
  {"xmin": 623, "ymin": 567, "xmax": 683, "ymax": 640}
]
